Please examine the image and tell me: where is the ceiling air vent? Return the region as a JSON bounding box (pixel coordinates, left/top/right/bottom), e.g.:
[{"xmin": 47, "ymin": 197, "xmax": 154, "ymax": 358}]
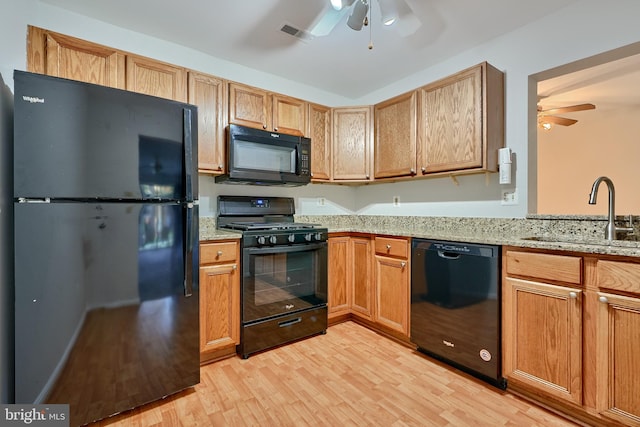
[{"xmin": 280, "ymin": 24, "xmax": 314, "ymax": 42}]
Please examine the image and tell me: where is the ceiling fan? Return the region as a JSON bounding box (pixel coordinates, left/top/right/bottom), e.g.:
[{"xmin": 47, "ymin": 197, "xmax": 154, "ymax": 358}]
[
  {"xmin": 537, "ymin": 103, "xmax": 596, "ymax": 129},
  {"xmin": 309, "ymin": 0, "xmax": 422, "ymax": 39}
]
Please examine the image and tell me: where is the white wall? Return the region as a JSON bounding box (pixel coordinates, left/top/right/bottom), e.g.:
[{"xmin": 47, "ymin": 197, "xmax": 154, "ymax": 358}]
[
  {"xmin": 538, "ymin": 106, "xmax": 640, "ymax": 215},
  {"xmin": 2, "ymin": 0, "xmax": 640, "ymax": 219}
]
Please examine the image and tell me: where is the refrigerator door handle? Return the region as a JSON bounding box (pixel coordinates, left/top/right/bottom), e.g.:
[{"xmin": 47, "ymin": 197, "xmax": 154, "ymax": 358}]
[
  {"xmin": 183, "ymin": 108, "xmax": 194, "ymax": 202},
  {"xmin": 183, "ymin": 203, "xmax": 197, "ymax": 297}
]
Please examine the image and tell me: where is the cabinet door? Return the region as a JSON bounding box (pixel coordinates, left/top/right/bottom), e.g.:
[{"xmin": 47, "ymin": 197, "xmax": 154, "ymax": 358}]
[
  {"xmin": 126, "ymin": 55, "xmax": 187, "ymax": 101},
  {"xmin": 596, "ymin": 292, "xmax": 640, "ymax": 425},
  {"xmin": 328, "ymin": 237, "xmax": 351, "ymax": 319},
  {"xmin": 374, "ymin": 255, "xmax": 409, "ymax": 335},
  {"xmin": 308, "ymin": 103, "xmax": 332, "ymax": 181},
  {"xmin": 332, "ymin": 106, "xmax": 373, "ymax": 181},
  {"xmin": 374, "ymin": 91, "xmax": 417, "ymax": 178},
  {"xmin": 503, "ymin": 277, "xmax": 582, "ymax": 405},
  {"xmin": 27, "ymin": 26, "xmax": 125, "ymax": 89},
  {"xmin": 272, "ymin": 94, "xmax": 306, "ymax": 136},
  {"xmin": 351, "ymin": 237, "xmax": 373, "ymax": 320},
  {"xmin": 228, "ymin": 82, "xmax": 270, "ymax": 131},
  {"xmin": 199, "ymin": 262, "xmax": 240, "ymax": 355},
  {"xmin": 188, "ymin": 71, "xmax": 227, "ymax": 174},
  {"xmin": 418, "ymin": 65, "xmax": 483, "ymax": 173}
]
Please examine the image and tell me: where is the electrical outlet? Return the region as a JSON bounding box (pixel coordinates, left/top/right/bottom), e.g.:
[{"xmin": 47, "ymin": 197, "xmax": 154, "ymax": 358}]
[
  {"xmin": 317, "ymin": 197, "xmax": 325, "ymax": 206},
  {"xmin": 393, "ymin": 196, "xmax": 400, "ymax": 207},
  {"xmin": 501, "ymin": 189, "xmax": 518, "ymax": 205}
]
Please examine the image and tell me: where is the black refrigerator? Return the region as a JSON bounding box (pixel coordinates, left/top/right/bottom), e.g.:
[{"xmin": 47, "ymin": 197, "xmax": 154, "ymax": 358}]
[{"xmin": 12, "ymin": 71, "xmax": 200, "ymax": 426}]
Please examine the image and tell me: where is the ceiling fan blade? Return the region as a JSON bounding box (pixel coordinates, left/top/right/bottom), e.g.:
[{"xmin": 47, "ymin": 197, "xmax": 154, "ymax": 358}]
[
  {"xmin": 542, "ymin": 115, "xmax": 578, "ymax": 126},
  {"xmin": 308, "ymin": 6, "xmax": 349, "ymax": 37},
  {"xmin": 539, "ymin": 103, "xmax": 595, "ymax": 115}
]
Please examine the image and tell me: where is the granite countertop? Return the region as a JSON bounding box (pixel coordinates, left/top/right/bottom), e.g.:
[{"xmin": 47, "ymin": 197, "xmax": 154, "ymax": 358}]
[{"xmin": 199, "ymin": 215, "xmax": 640, "ymax": 257}]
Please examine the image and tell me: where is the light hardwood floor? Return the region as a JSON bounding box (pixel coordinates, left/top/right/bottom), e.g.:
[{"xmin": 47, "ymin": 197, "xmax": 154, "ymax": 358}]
[{"xmin": 94, "ymin": 322, "xmax": 578, "ymax": 426}]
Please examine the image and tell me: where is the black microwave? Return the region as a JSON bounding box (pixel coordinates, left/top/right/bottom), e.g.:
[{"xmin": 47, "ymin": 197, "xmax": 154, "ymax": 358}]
[{"xmin": 215, "ymin": 124, "xmax": 311, "ymax": 186}]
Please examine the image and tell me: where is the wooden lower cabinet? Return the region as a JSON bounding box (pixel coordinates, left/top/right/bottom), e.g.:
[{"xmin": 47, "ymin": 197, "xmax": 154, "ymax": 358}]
[
  {"xmin": 328, "ymin": 234, "xmax": 410, "ymax": 339},
  {"xmin": 504, "ymin": 248, "xmax": 640, "ymax": 426},
  {"xmin": 350, "ymin": 237, "xmax": 374, "ymax": 320},
  {"xmin": 502, "ymin": 277, "xmax": 583, "ymax": 405},
  {"xmin": 594, "ymin": 259, "xmax": 640, "ymax": 425},
  {"xmin": 199, "ymin": 240, "xmax": 240, "ymax": 364},
  {"xmin": 328, "ymin": 236, "xmax": 351, "ymax": 320},
  {"xmin": 373, "ymin": 237, "xmax": 410, "ymax": 336}
]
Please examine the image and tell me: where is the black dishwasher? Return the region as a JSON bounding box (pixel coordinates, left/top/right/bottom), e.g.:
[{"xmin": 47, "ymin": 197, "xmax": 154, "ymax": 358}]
[{"xmin": 411, "ymin": 239, "xmax": 506, "ymax": 389}]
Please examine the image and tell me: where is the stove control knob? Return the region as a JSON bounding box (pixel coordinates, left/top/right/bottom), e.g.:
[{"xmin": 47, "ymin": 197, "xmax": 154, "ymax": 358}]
[
  {"xmin": 304, "ymin": 233, "xmax": 313, "ymax": 242},
  {"xmin": 288, "ymin": 234, "xmax": 296, "ymax": 243},
  {"xmin": 269, "ymin": 235, "xmax": 278, "ymax": 245},
  {"xmin": 315, "ymin": 232, "xmax": 324, "ymax": 241},
  {"xmin": 257, "ymin": 236, "xmax": 266, "ymax": 245}
]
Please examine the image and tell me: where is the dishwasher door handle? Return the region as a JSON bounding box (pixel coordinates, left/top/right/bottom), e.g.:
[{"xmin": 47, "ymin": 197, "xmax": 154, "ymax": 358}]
[{"xmin": 437, "ymin": 251, "xmax": 461, "ymax": 260}]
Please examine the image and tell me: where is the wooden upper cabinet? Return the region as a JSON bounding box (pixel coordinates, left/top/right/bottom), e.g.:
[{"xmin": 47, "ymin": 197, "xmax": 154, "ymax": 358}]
[
  {"xmin": 228, "ymin": 82, "xmax": 306, "ymax": 136},
  {"xmin": 332, "ymin": 106, "xmax": 373, "ymax": 182},
  {"xmin": 374, "ymin": 91, "xmax": 417, "ymax": 179},
  {"xmin": 188, "ymin": 71, "xmax": 227, "ymax": 174},
  {"xmin": 417, "ymin": 62, "xmax": 503, "ymax": 175},
  {"xmin": 272, "ymin": 94, "xmax": 306, "ymax": 136},
  {"xmin": 228, "ymin": 82, "xmax": 270, "ymax": 130},
  {"xmin": 27, "ymin": 26, "xmax": 125, "ymax": 89},
  {"xmin": 308, "ymin": 103, "xmax": 332, "ymax": 181},
  {"xmin": 126, "ymin": 55, "xmax": 187, "ymax": 102}
]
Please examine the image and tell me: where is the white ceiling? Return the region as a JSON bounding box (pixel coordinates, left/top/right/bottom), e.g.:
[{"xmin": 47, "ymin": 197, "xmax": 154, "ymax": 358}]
[
  {"xmin": 38, "ymin": 0, "xmax": 582, "ymax": 99},
  {"xmin": 538, "ymin": 53, "xmax": 640, "ymax": 116}
]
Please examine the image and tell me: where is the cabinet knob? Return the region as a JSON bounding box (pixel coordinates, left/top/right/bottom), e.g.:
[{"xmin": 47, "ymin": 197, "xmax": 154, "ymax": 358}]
[
  {"xmin": 410, "ymin": 168, "xmax": 416, "ymax": 175},
  {"xmin": 386, "ymin": 244, "xmax": 391, "ymax": 250},
  {"xmin": 218, "ymin": 164, "xmax": 223, "ymax": 170},
  {"xmin": 217, "ymin": 250, "xmax": 223, "ymax": 257},
  {"xmin": 263, "ymin": 124, "xmax": 267, "ymax": 129},
  {"xmin": 274, "ymin": 126, "xmax": 278, "ymax": 131},
  {"xmin": 421, "ymin": 166, "xmax": 427, "ymax": 174},
  {"xmin": 569, "ymin": 291, "xmax": 577, "ymax": 299},
  {"xmin": 366, "ymin": 174, "xmax": 370, "ymax": 179},
  {"xmin": 599, "ymin": 296, "xmax": 608, "ymax": 304},
  {"xmin": 232, "ymin": 264, "xmax": 237, "ymax": 270},
  {"xmin": 401, "ymin": 261, "xmax": 406, "ymax": 268}
]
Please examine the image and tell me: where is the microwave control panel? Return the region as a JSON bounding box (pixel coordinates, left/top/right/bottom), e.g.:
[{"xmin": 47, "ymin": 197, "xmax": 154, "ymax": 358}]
[{"xmin": 299, "ymin": 146, "xmax": 310, "ymax": 176}]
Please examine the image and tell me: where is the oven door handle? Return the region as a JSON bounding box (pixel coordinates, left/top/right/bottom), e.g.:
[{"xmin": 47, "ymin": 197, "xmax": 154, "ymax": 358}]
[{"xmin": 245, "ymin": 242, "xmax": 327, "ymax": 255}]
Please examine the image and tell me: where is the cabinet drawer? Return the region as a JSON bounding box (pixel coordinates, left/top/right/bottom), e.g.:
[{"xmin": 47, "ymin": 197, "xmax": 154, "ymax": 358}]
[
  {"xmin": 597, "ymin": 260, "xmax": 640, "ymax": 294},
  {"xmin": 374, "ymin": 237, "xmax": 408, "ymax": 259},
  {"xmin": 200, "ymin": 241, "xmax": 238, "ymax": 265},
  {"xmin": 506, "ymin": 251, "xmax": 581, "ymax": 285}
]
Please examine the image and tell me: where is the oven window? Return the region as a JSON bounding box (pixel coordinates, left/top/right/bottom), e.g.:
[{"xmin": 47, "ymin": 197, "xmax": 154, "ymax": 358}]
[
  {"xmin": 243, "ymin": 246, "xmax": 327, "ymax": 322},
  {"xmin": 233, "ymin": 140, "xmax": 295, "ymax": 173}
]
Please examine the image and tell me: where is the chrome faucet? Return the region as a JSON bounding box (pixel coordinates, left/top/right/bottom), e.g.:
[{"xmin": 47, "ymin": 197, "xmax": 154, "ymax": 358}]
[{"xmin": 588, "ymin": 176, "xmax": 633, "ymax": 240}]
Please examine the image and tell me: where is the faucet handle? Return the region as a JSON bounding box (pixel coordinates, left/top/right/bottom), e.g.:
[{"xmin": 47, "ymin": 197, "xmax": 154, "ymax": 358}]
[{"xmin": 627, "ymin": 215, "xmax": 635, "ymax": 233}]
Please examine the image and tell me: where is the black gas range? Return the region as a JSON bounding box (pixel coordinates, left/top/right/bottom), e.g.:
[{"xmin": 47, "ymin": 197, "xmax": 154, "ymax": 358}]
[{"xmin": 217, "ymin": 196, "xmax": 328, "ymax": 359}]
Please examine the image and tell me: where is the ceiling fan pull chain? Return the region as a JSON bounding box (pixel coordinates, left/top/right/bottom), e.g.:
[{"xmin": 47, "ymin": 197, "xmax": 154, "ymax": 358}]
[{"xmin": 368, "ymin": 1, "xmax": 374, "ymax": 49}]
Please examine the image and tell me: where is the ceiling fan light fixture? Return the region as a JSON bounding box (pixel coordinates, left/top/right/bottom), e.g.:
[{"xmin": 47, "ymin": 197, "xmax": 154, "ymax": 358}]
[
  {"xmin": 347, "ymin": 0, "xmax": 369, "ymax": 30},
  {"xmin": 330, "ymin": 0, "xmax": 355, "ymax": 11},
  {"xmin": 378, "ymin": 0, "xmax": 399, "ymax": 26}
]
